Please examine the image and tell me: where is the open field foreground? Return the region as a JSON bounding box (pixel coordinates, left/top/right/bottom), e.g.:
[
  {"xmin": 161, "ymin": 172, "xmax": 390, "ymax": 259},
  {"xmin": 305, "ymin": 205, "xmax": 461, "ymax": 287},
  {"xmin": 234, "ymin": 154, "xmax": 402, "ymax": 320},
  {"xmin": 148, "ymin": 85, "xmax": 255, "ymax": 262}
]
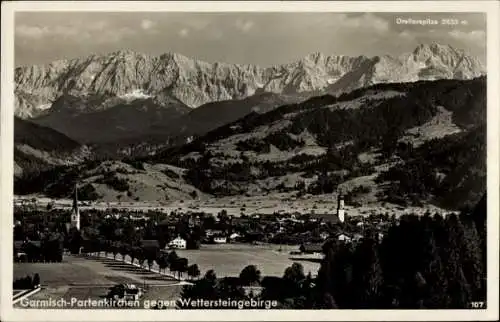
[
  {"xmin": 93, "ymin": 244, "xmax": 320, "ymax": 279},
  {"xmin": 14, "ymin": 255, "xmax": 184, "ymax": 309},
  {"xmin": 175, "ymin": 244, "xmax": 321, "ymax": 278}
]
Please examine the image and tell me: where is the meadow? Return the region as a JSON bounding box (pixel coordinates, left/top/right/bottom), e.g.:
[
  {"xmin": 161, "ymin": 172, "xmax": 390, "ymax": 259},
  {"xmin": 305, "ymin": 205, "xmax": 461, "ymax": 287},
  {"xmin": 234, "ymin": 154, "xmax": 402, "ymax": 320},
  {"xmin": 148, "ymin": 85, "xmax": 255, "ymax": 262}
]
[
  {"xmin": 174, "ymin": 243, "xmax": 321, "ymax": 278},
  {"xmin": 14, "ymin": 255, "xmax": 183, "ymax": 309}
]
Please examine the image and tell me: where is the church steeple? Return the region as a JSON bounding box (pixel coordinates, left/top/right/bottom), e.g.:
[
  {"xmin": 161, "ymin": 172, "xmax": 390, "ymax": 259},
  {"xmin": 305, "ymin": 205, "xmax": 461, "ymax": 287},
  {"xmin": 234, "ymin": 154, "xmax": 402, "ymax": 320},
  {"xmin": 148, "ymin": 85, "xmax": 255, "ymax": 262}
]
[
  {"xmin": 337, "ymin": 189, "xmax": 345, "ymax": 223},
  {"xmin": 70, "ymin": 183, "xmax": 80, "ymax": 230}
]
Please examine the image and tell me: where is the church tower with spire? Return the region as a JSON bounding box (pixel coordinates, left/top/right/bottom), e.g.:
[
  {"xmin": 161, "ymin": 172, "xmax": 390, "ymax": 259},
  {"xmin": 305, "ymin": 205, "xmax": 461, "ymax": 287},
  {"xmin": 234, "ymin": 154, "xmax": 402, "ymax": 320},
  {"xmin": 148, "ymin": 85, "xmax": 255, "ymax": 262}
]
[
  {"xmin": 70, "ymin": 183, "xmax": 80, "ymax": 230},
  {"xmin": 337, "ymin": 191, "xmax": 345, "ymax": 223}
]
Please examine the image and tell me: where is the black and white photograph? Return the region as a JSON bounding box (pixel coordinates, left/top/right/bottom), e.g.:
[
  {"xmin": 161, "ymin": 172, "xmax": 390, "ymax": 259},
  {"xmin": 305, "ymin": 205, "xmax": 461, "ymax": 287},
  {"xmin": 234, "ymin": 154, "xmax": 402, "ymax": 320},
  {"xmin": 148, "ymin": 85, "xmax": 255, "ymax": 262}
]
[{"xmin": 1, "ymin": 1, "xmax": 499, "ymax": 321}]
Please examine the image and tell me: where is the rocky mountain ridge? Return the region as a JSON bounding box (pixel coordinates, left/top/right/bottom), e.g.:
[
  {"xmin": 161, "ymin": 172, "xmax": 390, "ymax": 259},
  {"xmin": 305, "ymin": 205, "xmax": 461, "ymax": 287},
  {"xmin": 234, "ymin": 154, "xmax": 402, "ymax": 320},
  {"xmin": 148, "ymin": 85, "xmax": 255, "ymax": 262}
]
[{"xmin": 15, "ymin": 43, "xmax": 485, "ymax": 118}]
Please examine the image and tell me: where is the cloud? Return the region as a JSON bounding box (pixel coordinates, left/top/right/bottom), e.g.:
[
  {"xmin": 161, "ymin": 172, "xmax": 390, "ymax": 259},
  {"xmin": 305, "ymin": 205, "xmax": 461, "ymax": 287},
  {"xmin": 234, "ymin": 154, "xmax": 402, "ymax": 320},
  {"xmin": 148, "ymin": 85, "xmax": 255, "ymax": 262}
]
[
  {"xmin": 210, "ymin": 30, "xmax": 223, "ymax": 40},
  {"xmin": 341, "ymin": 13, "xmax": 389, "ymax": 32},
  {"xmin": 449, "ymin": 30, "xmax": 486, "ymax": 46},
  {"xmin": 141, "ymin": 19, "xmax": 154, "ymax": 30},
  {"xmin": 178, "ymin": 28, "xmax": 189, "ymax": 38},
  {"xmin": 15, "ymin": 24, "xmax": 83, "ymax": 38},
  {"xmin": 312, "ymin": 13, "xmax": 389, "ymax": 34},
  {"xmin": 97, "ymin": 27, "xmax": 136, "ymax": 43},
  {"xmin": 397, "ymin": 30, "xmax": 415, "ymax": 41},
  {"xmin": 235, "ymin": 19, "xmax": 254, "ymax": 32},
  {"xmin": 15, "ymin": 25, "xmax": 49, "ymax": 38},
  {"xmin": 16, "ymin": 20, "xmax": 109, "ymax": 40}
]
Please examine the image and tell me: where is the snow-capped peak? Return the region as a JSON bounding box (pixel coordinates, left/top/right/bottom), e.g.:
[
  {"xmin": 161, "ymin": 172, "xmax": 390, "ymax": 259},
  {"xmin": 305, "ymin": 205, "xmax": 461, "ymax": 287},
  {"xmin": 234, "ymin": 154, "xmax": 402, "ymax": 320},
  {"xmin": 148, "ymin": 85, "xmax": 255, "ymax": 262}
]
[{"xmin": 119, "ymin": 89, "xmax": 153, "ymax": 101}]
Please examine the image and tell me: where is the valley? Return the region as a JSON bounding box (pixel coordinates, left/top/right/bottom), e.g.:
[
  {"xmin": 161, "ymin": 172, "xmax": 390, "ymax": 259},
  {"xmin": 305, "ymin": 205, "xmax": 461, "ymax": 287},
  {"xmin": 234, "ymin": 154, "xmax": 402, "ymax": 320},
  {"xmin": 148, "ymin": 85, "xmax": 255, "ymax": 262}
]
[{"xmin": 9, "ymin": 7, "xmax": 490, "ymax": 312}]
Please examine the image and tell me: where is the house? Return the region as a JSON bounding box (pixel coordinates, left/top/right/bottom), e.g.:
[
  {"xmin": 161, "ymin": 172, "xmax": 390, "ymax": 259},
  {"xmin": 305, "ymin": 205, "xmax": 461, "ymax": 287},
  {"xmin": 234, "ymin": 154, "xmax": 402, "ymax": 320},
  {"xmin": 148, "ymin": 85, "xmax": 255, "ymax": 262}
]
[
  {"xmin": 168, "ymin": 236, "xmax": 187, "ymax": 249},
  {"xmin": 213, "ymin": 236, "xmax": 227, "ymax": 244},
  {"xmin": 206, "ymin": 229, "xmax": 225, "ymax": 237},
  {"xmin": 107, "ymin": 283, "xmax": 143, "ymax": 302},
  {"xmin": 378, "ymin": 232, "xmax": 385, "ymax": 241},
  {"xmin": 229, "ymin": 233, "xmax": 241, "ymax": 241},
  {"xmin": 319, "ymin": 231, "xmax": 330, "ymax": 240},
  {"xmin": 310, "ymin": 212, "xmax": 340, "ymax": 224},
  {"xmin": 14, "ymin": 241, "xmax": 27, "ymax": 260},
  {"xmin": 353, "ymin": 233, "xmax": 364, "ymax": 242},
  {"xmin": 299, "ymin": 243, "xmax": 323, "ymax": 254},
  {"xmin": 337, "ymin": 233, "xmax": 352, "ymax": 243},
  {"xmin": 242, "ymin": 286, "xmax": 264, "ymax": 297}
]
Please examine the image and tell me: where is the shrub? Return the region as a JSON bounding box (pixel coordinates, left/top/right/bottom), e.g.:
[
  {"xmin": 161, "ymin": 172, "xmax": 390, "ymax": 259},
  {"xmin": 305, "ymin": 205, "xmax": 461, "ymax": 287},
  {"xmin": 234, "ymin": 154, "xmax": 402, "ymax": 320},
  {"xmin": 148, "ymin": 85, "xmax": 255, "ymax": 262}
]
[
  {"xmin": 79, "ymin": 183, "xmax": 100, "ymax": 201},
  {"xmin": 97, "ymin": 172, "xmax": 130, "ymax": 192}
]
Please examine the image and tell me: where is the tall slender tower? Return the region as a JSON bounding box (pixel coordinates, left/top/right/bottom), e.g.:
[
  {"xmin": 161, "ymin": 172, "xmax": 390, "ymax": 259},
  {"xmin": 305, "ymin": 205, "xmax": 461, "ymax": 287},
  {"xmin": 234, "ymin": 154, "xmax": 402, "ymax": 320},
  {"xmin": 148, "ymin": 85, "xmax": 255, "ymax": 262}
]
[
  {"xmin": 337, "ymin": 192, "xmax": 345, "ymax": 223},
  {"xmin": 70, "ymin": 183, "xmax": 80, "ymax": 230}
]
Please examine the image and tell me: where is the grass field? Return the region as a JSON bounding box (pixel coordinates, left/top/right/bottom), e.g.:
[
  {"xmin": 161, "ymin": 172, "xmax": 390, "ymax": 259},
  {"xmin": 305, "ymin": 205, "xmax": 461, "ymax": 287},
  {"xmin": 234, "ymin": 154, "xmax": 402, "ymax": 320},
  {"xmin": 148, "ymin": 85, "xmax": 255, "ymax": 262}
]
[
  {"xmin": 14, "ymin": 255, "xmax": 184, "ymax": 309},
  {"xmin": 175, "ymin": 243, "xmax": 321, "ymax": 278}
]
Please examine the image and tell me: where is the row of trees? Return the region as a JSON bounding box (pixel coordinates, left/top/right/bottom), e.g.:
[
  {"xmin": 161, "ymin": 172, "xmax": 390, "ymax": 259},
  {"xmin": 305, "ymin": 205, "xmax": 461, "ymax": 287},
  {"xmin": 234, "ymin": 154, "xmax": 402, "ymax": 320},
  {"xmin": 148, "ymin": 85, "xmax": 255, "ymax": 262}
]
[{"xmin": 70, "ymin": 233, "xmax": 201, "ymax": 280}]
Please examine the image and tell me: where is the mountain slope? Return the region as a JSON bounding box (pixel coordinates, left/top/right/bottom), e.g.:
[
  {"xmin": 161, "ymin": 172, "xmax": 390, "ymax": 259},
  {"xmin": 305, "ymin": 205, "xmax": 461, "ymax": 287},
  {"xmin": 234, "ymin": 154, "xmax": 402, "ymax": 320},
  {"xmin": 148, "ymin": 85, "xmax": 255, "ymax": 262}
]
[
  {"xmin": 14, "ymin": 159, "xmax": 207, "ymax": 203},
  {"xmin": 14, "ymin": 117, "xmax": 91, "ymax": 176},
  {"xmin": 148, "ymin": 77, "xmax": 486, "ymax": 210},
  {"xmin": 16, "ymin": 43, "xmax": 484, "ymax": 118},
  {"xmin": 33, "ymin": 94, "xmax": 191, "ymax": 143}
]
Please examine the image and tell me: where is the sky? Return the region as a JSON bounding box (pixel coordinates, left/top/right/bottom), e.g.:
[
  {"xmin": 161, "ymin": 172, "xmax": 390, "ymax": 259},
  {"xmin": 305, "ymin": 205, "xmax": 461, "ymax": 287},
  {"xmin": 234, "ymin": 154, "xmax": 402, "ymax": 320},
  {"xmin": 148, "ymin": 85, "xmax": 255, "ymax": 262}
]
[{"xmin": 15, "ymin": 12, "xmax": 486, "ymax": 67}]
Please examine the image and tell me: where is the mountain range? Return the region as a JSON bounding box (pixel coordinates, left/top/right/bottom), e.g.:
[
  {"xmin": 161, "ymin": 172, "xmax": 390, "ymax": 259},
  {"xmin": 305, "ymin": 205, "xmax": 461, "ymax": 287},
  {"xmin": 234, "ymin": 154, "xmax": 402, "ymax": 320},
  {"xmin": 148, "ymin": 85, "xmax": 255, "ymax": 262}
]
[
  {"xmin": 15, "ymin": 43, "xmax": 484, "ymax": 116},
  {"xmin": 15, "ymin": 43, "xmax": 484, "ymax": 147},
  {"xmin": 13, "ymin": 43, "xmax": 486, "ymax": 210}
]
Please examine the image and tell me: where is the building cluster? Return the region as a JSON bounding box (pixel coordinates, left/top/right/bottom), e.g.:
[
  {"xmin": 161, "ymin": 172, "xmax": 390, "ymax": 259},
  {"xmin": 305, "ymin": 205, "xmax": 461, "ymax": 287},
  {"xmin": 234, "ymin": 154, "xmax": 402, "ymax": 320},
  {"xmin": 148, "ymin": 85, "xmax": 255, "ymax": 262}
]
[{"xmin": 14, "ymin": 187, "xmax": 394, "ymax": 261}]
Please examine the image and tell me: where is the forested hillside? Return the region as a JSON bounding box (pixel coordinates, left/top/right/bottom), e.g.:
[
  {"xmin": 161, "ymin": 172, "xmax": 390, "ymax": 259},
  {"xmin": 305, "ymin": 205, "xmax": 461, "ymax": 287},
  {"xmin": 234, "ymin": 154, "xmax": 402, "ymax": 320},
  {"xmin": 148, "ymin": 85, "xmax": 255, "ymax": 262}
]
[
  {"xmin": 14, "ymin": 117, "xmax": 91, "ymax": 176},
  {"xmin": 144, "ymin": 77, "xmax": 486, "ymax": 209}
]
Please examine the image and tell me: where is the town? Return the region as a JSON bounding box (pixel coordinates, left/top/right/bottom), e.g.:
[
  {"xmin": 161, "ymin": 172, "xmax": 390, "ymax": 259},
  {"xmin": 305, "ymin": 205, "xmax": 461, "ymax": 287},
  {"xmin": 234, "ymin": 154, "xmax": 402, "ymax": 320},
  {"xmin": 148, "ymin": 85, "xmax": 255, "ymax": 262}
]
[
  {"xmin": 13, "ymin": 185, "xmax": 397, "ymax": 308},
  {"xmin": 14, "ymin": 185, "xmax": 393, "ymax": 268}
]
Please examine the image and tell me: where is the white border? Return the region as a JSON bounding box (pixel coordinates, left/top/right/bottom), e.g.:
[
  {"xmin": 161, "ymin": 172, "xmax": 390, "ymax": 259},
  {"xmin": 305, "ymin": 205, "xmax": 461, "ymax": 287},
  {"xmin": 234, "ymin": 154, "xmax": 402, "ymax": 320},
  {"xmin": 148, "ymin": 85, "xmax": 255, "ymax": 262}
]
[{"xmin": 1, "ymin": 1, "xmax": 499, "ymax": 321}]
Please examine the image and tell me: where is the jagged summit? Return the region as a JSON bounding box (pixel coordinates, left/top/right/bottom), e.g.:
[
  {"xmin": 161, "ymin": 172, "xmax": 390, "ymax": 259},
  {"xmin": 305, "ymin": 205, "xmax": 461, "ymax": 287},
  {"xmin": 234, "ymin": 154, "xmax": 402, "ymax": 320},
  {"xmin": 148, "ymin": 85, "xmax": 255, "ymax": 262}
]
[{"xmin": 15, "ymin": 43, "xmax": 485, "ymax": 118}]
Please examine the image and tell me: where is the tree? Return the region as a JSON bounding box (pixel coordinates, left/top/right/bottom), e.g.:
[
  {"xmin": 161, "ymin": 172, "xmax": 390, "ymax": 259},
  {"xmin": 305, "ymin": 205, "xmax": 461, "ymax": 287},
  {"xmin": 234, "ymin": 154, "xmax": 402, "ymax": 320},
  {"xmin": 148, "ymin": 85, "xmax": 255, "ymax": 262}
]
[
  {"xmin": 283, "ymin": 263, "xmax": 306, "ymax": 299},
  {"xmin": 205, "ymin": 269, "xmax": 217, "ymax": 283},
  {"xmin": 167, "ymin": 251, "xmax": 178, "ymax": 272},
  {"xmin": 187, "ymin": 264, "xmax": 201, "ymax": 280},
  {"xmin": 179, "ymin": 269, "xmax": 218, "ymax": 307},
  {"xmin": 157, "ymin": 254, "xmax": 168, "ymax": 273},
  {"xmin": 32, "ymin": 273, "xmax": 40, "ymax": 288},
  {"xmin": 418, "ymin": 229, "xmax": 450, "ymax": 308},
  {"xmin": 318, "ymin": 292, "xmax": 338, "ymax": 309},
  {"xmin": 147, "ymin": 257, "xmax": 155, "ymax": 271},
  {"xmin": 457, "ymin": 218, "xmax": 485, "ymax": 301},
  {"xmin": 177, "ymin": 258, "xmax": 189, "ymax": 279},
  {"xmin": 442, "ymin": 215, "xmax": 472, "ymax": 308},
  {"xmin": 137, "ymin": 250, "xmax": 146, "ymax": 268},
  {"xmin": 239, "ymin": 265, "xmax": 261, "ymax": 286},
  {"xmin": 170, "ymin": 259, "xmax": 179, "ymax": 277},
  {"xmin": 351, "ymin": 237, "xmax": 384, "ymax": 308},
  {"xmin": 283, "ymin": 263, "xmax": 306, "ymax": 284},
  {"xmin": 111, "ymin": 244, "xmax": 118, "ymax": 260},
  {"xmin": 130, "ymin": 246, "xmax": 139, "ymax": 265},
  {"xmin": 315, "ymin": 244, "xmax": 336, "ymax": 298}
]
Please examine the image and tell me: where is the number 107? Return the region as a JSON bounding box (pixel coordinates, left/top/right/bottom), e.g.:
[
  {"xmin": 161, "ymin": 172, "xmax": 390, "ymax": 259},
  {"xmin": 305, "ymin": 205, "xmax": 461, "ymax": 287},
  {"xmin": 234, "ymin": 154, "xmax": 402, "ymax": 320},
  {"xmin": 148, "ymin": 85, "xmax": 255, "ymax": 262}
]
[{"xmin": 470, "ymin": 301, "xmax": 485, "ymax": 309}]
